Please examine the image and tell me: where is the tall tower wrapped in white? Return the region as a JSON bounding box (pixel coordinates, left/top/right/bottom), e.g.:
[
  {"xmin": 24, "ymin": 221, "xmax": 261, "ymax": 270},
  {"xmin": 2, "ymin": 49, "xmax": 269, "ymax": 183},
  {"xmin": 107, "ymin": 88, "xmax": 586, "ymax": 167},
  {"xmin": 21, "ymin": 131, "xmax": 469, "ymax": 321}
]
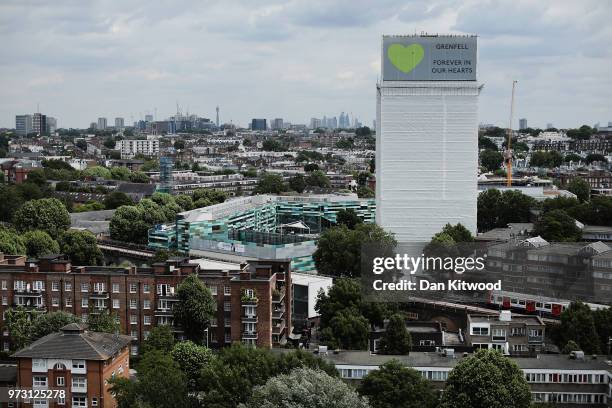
[{"xmin": 376, "ymin": 34, "xmax": 480, "ymax": 242}]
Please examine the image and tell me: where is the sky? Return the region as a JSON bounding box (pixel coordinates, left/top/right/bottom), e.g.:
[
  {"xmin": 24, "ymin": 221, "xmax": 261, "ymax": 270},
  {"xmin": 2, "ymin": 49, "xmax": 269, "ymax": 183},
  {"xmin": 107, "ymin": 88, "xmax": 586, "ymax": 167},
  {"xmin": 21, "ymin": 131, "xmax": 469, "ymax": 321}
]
[{"xmin": 0, "ymin": 0, "xmax": 611, "ymax": 130}]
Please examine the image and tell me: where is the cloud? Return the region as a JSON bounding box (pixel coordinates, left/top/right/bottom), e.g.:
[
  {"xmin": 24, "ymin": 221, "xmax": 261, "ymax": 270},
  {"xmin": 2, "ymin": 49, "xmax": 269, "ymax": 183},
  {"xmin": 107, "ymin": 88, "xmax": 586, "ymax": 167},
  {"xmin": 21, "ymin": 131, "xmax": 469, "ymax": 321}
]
[{"xmin": 0, "ymin": 0, "xmax": 610, "ymax": 129}]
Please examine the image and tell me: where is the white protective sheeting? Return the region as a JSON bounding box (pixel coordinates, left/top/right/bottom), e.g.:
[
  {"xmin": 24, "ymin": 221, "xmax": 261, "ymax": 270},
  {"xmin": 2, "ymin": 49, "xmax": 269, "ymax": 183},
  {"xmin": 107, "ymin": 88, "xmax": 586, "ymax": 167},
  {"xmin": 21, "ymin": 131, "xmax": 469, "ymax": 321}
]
[{"xmin": 376, "ymin": 81, "xmax": 480, "ymax": 242}]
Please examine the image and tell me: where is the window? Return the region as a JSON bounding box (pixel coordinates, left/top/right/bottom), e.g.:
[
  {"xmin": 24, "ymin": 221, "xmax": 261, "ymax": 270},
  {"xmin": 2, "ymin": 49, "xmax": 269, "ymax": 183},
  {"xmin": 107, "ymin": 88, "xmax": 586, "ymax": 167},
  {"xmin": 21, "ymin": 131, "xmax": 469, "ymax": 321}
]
[
  {"xmin": 225, "ymin": 332, "xmax": 231, "ymax": 343},
  {"xmin": 143, "ymin": 284, "xmax": 150, "ymax": 293},
  {"xmin": 80, "ymin": 283, "xmax": 89, "ymax": 292},
  {"xmin": 471, "ymin": 327, "xmax": 489, "ymax": 336},
  {"xmin": 131, "ymin": 330, "xmax": 138, "ymax": 339},
  {"xmin": 209, "ymin": 285, "xmax": 218, "ymax": 296},
  {"xmin": 81, "ymin": 313, "xmax": 88, "ymax": 322},
  {"xmin": 144, "ymin": 330, "xmax": 150, "ymax": 339},
  {"xmin": 52, "ymin": 298, "xmax": 59, "ymax": 307},
  {"xmin": 33, "ymin": 376, "xmax": 47, "ymax": 387},
  {"xmin": 65, "ymin": 282, "xmax": 72, "ymax": 291},
  {"xmin": 14, "ymin": 280, "xmax": 26, "ymax": 291},
  {"xmin": 72, "ymin": 377, "xmax": 87, "ymax": 389},
  {"xmin": 492, "ymin": 328, "xmax": 506, "ymax": 340},
  {"xmin": 224, "ymin": 286, "xmax": 231, "ymax": 295},
  {"xmin": 33, "ymin": 281, "xmax": 45, "ymax": 291},
  {"xmin": 130, "ymin": 315, "xmax": 137, "ymax": 325},
  {"xmin": 72, "ymin": 397, "xmax": 87, "ymax": 407},
  {"xmin": 210, "ymin": 317, "xmax": 218, "ymax": 327},
  {"xmin": 130, "ymin": 299, "xmax": 137, "ymax": 309},
  {"xmin": 56, "ymin": 377, "xmax": 65, "ymax": 387},
  {"xmin": 144, "ymin": 315, "xmax": 151, "ymax": 325},
  {"xmin": 113, "ymin": 299, "xmax": 120, "ymax": 309},
  {"xmin": 143, "ymin": 299, "xmax": 151, "ymax": 309},
  {"xmin": 93, "ymin": 282, "xmax": 105, "ymax": 293},
  {"xmin": 1, "ymin": 280, "xmax": 6, "ymax": 290},
  {"xmin": 224, "ymin": 301, "xmax": 231, "ymax": 311},
  {"xmin": 65, "ymin": 297, "xmax": 72, "ymax": 307},
  {"xmin": 33, "ymin": 400, "xmax": 48, "ymax": 408},
  {"xmin": 72, "ymin": 360, "xmax": 85, "ymax": 369},
  {"xmin": 224, "ymin": 318, "xmax": 231, "ymax": 327},
  {"xmin": 51, "ymin": 281, "xmax": 59, "ymax": 291},
  {"xmin": 129, "ymin": 283, "xmax": 137, "ymax": 293},
  {"xmin": 1, "ymin": 296, "xmax": 7, "ymax": 306},
  {"xmin": 112, "ymin": 283, "xmax": 119, "ymax": 293},
  {"xmin": 57, "ymin": 397, "xmax": 65, "ymax": 405},
  {"xmin": 81, "ymin": 298, "xmax": 88, "ymax": 308},
  {"xmin": 92, "ymin": 397, "xmax": 98, "ymax": 406}
]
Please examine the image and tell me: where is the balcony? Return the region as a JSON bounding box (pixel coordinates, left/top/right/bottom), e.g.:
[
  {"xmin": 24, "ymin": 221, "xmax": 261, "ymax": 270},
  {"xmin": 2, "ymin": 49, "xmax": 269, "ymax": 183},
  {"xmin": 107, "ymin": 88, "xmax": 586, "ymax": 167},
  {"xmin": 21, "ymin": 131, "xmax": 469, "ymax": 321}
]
[
  {"xmin": 91, "ymin": 291, "xmax": 109, "ymax": 299},
  {"xmin": 272, "ymin": 321, "xmax": 286, "ymax": 335},
  {"xmin": 242, "ymin": 331, "xmax": 258, "ymax": 340},
  {"xmin": 242, "ymin": 314, "xmax": 258, "ymax": 323},
  {"xmin": 14, "ymin": 289, "xmax": 43, "ymax": 297},
  {"xmin": 272, "ymin": 307, "xmax": 285, "ymax": 319},
  {"xmin": 241, "ymin": 295, "xmax": 258, "ymax": 305},
  {"xmin": 12, "ymin": 303, "xmax": 46, "ymax": 312},
  {"xmin": 272, "ymin": 289, "xmax": 285, "ymax": 304},
  {"xmin": 528, "ymin": 335, "xmax": 543, "ymax": 343},
  {"xmin": 71, "ymin": 383, "xmax": 87, "ymax": 394},
  {"xmin": 154, "ymin": 308, "xmax": 173, "ymax": 316}
]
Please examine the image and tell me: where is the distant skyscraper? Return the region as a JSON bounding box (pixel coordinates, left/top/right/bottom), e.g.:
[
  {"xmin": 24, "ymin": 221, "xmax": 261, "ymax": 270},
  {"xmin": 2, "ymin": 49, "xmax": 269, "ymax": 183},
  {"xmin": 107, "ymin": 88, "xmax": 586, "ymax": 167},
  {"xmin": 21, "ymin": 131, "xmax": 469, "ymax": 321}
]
[
  {"xmin": 519, "ymin": 118, "xmax": 527, "ymax": 130},
  {"xmin": 97, "ymin": 117, "xmax": 107, "ymax": 130},
  {"xmin": 216, "ymin": 106, "xmax": 220, "ymax": 127},
  {"xmin": 46, "ymin": 117, "xmax": 57, "ymax": 134},
  {"xmin": 115, "ymin": 117, "xmax": 125, "ymax": 129},
  {"xmin": 33, "ymin": 113, "xmax": 47, "ymax": 135},
  {"xmin": 145, "ymin": 114, "xmax": 154, "ymax": 122},
  {"xmin": 15, "ymin": 115, "xmax": 33, "ymax": 136},
  {"xmin": 251, "ymin": 119, "xmax": 267, "ymax": 131},
  {"xmin": 310, "ymin": 118, "xmax": 322, "ymax": 129},
  {"xmin": 272, "ymin": 118, "xmax": 284, "ymax": 130},
  {"xmin": 546, "ymin": 123, "xmax": 554, "ymax": 130}
]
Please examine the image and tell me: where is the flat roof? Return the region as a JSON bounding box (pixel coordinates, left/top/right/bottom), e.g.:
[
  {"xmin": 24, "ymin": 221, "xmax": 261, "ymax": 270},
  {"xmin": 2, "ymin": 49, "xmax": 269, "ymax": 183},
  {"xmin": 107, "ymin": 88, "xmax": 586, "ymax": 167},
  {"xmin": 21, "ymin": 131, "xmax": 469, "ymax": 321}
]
[{"xmin": 191, "ymin": 258, "xmax": 242, "ymax": 271}]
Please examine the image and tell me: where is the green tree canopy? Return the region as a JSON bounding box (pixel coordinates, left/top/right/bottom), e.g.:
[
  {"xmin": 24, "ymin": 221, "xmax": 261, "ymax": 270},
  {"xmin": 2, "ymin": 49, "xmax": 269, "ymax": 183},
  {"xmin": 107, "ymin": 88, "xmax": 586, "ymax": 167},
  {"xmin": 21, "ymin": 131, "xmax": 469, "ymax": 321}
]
[
  {"xmin": 87, "ymin": 310, "xmax": 119, "ymax": 333},
  {"xmin": 133, "ymin": 350, "xmax": 191, "ymax": 408},
  {"xmin": 0, "ymin": 226, "xmax": 26, "ymax": 255},
  {"xmin": 103, "ymin": 191, "xmax": 134, "ymax": 209},
  {"xmin": 171, "ymin": 341, "xmax": 213, "ymax": 389},
  {"xmin": 5, "ymin": 307, "xmax": 34, "ymax": 350},
  {"xmin": 336, "ymin": 208, "xmax": 363, "ymax": 229},
  {"xmin": 23, "ymin": 230, "xmax": 60, "ymax": 258},
  {"xmin": 254, "ymin": 173, "xmax": 287, "ymax": 194},
  {"xmin": 60, "ymin": 229, "xmax": 103, "ymax": 265},
  {"xmin": 566, "ymin": 177, "xmax": 590, "ymax": 202},
  {"xmin": 439, "ymin": 349, "xmax": 531, "ymax": 408},
  {"xmin": 306, "ymin": 170, "xmax": 331, "ymax": 188},
  {"xmin": 378, "ymin": 314, "xmax": 412, "ymax": 355},
  {"xmin": 533, "ymin": 209, "xmax": 582, "ymax": 242},
  {"xmin": 288, "ymin": 174, "xmax": 306, "ymax": 193},
  {"xmin": 479, "ymin": 149, "xmax": 503, "ymax": 172},
  {"xmin": 83, "ymin": 166, "xmax": 112, "ymax": 179},
  {"xmin": 240, "ymin": 368, "xmax": 370, "ymax": 408},
  {"xmin": 314, "ymin": 223, "xmax": 396, "ymax": 278},
  {"xmin": 558, "ymin": 301, "xmax": 601, "ymax": 354},
  {"xmin": 477, "ymin": 189, "xmax": 535, "ymax": 232},
  {"xmin": 530, "ymin": 151, "xmax": 563, "ymax": 168},
  {"xmin": 359, "ymin": 360, "xmax": 438, "ymax": 408},
  {"xmin": 142, "ymin": 325, "xmax": 175, "ymax": 354},
  {"xmin": 13, "ymin": 198, "xmax": 71, "ymax": 237},
  {"xmin": 32, "ymin": 311, "xmax": 80, "ymax": 340},
  {"xmin": 173, "ymin": 274, "xmax": 216, "ymax": 344}
]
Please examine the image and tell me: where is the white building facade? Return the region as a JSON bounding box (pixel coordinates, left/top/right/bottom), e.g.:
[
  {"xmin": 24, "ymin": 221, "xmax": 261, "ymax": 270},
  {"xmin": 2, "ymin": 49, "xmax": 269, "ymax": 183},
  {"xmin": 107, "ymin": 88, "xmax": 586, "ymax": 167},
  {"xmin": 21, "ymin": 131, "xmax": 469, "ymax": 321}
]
[
  {"xmin": 116, "ymin": 139, "xmax": 160, "ymax": 159},
  {"xmin": 376, "ymin": 35, "xmax": 480, "ymax": 242}
]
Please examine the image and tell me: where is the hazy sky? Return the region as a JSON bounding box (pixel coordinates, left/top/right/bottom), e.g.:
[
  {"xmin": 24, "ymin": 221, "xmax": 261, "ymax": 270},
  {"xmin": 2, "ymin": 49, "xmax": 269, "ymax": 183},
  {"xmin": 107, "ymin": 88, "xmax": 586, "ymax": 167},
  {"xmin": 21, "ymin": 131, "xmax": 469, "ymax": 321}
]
[{"xmin": 1, "ymin": 0, "xmax": 611, "ymax": 129}]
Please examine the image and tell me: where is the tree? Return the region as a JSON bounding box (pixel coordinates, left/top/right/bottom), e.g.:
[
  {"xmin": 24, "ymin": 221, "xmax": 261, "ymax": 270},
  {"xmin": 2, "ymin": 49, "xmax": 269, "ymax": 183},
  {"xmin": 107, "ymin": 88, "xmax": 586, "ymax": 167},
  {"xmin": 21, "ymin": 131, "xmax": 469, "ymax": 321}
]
[
  {"xmin": 479, "ymin": 149, "xmax": 503, "ymax": 172},
  {"xmin": 558, "ymin": 301, "xmax": 601, "ymax": 354},
  {"xmin": 103, "ymin": 191, "xmax": 133, "ymax": 209},
  {"xmin": 359, "ymin": 360, "xmax": 438, "ymax": 408},
  {"xmin": 304, "ymin": 163, "xmax": 319, "ymax": 172},
  {"xmin": 171, "ymin": 341, "xmax": 213, "ymax": 389},
  {"xmin": 336, "ymin": 209, "xmax": 362, "ymax": 229},
  {"xmin": 13, "ymin": 198, "xmax": 71, "ymax": 236},
  {"xmin": 566, "ymin": 125, "xmax": 595, "ymax": 140},
  {"xmin": 25, "ymin": 169, "xmax": 47, "ymax": 187},
  {"xmin": 128, "ymin": 171, "xmax": 150, "ymax": 183},
  {"xmin": 378, "ymin": 314, "xmax": 411, "ymax": 355},
  {"xmin": 564, "ymin": 153, "xmax": 581, "ymax": 163},
  {"xmin": 306, "ymin": 170, "xmax": 330, "ymax": 188},
  {"xmin": 133, "ymin": 350, "xmax": 191, "ymax": 408},
  {"xmin": 87, "ymin": 310, "xmax": 119, "ymax": 333},
  {"xmin": 174, "ymin": 140, "xmax": 186, "ymax": 150},
  {"xmin": 439, "ymin": 349, "xmax": 531, "ymax": 408},
  {"xmin": 32, "ymin": 311, "xmax": 80, "ymax": 340},
  {"xmin": 288, "ymin": 174, "xmax": 306, "ymax": 193},
  {"xmin": 254, "ymin": 173, "xmax": 286, "ymax": 194},
  {"xmin": 533, "ymin": 209, "xmax": 582, "ymax": 242},
  {"xmin": 110, "ymin": 166, "xmax": 131, "ymax": 180},
  {"xmin": 530, "ymin": 151, "xmax": 563, "ymax": 168},
  {"xmin": 477, "ymin": 189, "xmax": 535, "ymax": 232},
  {"xmin": 357, "ymin": 186, "xmax": 375, "ymax": 198},
  {"xmin": 173, "ymin": 274, "xmax": 216, "ymax": 344},
  {"xmin": 585, "ymin": 153, "xmax": 607, "ymax": 164},
  {"xmin": 240, "ymin": 368, "xmax": 370, "ymax": 408},
  {"xmin": 108, "ymin": 377, "xmax": 141, "ymax": 408},
  {"xmin": 142, "ymin": 325, "xmax": 175, "ymax": 354},
  {"xmin": 314, "ymin": 224, "xmax": 396, "ymax": 278},
  {"xmin": 275, "ymin": 349, "xmax": 339, "ymax": 377},
  {"xmin": 23, "ymin": 230, "xmax": 60, "ymax": 258},
  {"xmin": 174, "ymin": 194, "xmax": 194, "ymax": 211},
  {"xmin": 0, "ymin": 185, "xmax": 25, "ymax": 222},
  {"xmin": 109, "ymin": 205, "xmax": 150, "ymax": 243},
  {"xmin": 567, "ymin": 177, "xmax": 590, "ymax": 202},
  {"xmin": 83, "ymin": 166, "xmax": 112, "ymax": 179},
  {"xmin": 262, "ymin": 139, "xmax": 284, "ymax": 151},
  {"xmin": 0, "ymin": 226, "xmax": 26, "ymax": 255},
  {"xmin": 60, "ymin": 230, "xmax": 103, "ymax": 265},
  {"xmin": 320, "ymin": 309, "xmax": 370, "ymax": 350},
  {"xmin": 561, "ymin": 340, "xmax": 581, "ymax": 354},
  {"xmin": 5, "ymin": 307, "xmax": 34, "ymax": 350},
  {"xmin": 198, "ymin": 344, "xmax": 280, "ymax": 407}
]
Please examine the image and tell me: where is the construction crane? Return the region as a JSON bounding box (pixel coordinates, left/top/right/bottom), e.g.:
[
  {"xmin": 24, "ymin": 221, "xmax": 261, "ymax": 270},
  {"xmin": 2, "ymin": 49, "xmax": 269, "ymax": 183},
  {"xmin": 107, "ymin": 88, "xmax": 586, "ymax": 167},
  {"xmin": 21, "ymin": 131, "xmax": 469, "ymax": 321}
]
[{"xmin": 504, "ymin": 80, "xmax": 518, "ymax": 187}]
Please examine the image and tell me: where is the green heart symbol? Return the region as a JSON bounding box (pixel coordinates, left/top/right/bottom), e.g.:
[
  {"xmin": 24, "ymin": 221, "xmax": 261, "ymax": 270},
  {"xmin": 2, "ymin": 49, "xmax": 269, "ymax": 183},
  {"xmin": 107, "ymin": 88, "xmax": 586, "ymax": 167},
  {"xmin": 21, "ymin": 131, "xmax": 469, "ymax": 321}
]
[{"xmin": 388, "ymin": 43, "xmax": 425, "ymax": 73}]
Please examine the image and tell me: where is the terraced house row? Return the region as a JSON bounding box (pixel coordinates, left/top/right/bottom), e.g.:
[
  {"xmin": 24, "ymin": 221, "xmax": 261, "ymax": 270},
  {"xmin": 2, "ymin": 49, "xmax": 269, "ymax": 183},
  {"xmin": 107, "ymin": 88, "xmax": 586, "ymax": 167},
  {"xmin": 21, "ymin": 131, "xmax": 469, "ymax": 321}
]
[{"xmin": 0, "ymin": 253, "xmax": 291, "ymax": 353}]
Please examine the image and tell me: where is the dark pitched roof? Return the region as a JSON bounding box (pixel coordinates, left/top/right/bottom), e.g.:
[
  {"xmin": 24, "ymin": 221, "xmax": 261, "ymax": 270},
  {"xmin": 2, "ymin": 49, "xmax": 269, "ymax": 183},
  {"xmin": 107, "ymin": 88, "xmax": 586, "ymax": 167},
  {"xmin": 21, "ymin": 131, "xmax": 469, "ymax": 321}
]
[
  {"xmin": 116, "ymin": 182, "xmax": 156, "ymax": 195},
  {"xmin": 12, "ymin": 324, "xmax": 131, "ymax": 361}
]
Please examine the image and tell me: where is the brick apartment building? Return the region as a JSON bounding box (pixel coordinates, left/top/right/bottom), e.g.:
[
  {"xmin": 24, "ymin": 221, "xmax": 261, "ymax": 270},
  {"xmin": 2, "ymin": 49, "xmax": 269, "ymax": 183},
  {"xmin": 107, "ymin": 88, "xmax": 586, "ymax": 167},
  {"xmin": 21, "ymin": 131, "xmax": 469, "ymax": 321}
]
[
  {"xmin": 12, "ymin": 323, "xmax": 131, "ymax": 408},
  {"xmin": 0, "ymin": 253, "xmax": 291, "ymax": 353}
]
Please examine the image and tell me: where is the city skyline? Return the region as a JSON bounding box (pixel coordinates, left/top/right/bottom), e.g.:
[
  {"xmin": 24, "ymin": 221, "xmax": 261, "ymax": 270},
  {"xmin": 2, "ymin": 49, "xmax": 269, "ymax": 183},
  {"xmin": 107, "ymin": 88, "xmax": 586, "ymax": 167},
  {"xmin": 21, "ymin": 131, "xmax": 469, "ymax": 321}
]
[{"xmin": 0, "ymin": 0, "xmax": 610, "ymax": 130}]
